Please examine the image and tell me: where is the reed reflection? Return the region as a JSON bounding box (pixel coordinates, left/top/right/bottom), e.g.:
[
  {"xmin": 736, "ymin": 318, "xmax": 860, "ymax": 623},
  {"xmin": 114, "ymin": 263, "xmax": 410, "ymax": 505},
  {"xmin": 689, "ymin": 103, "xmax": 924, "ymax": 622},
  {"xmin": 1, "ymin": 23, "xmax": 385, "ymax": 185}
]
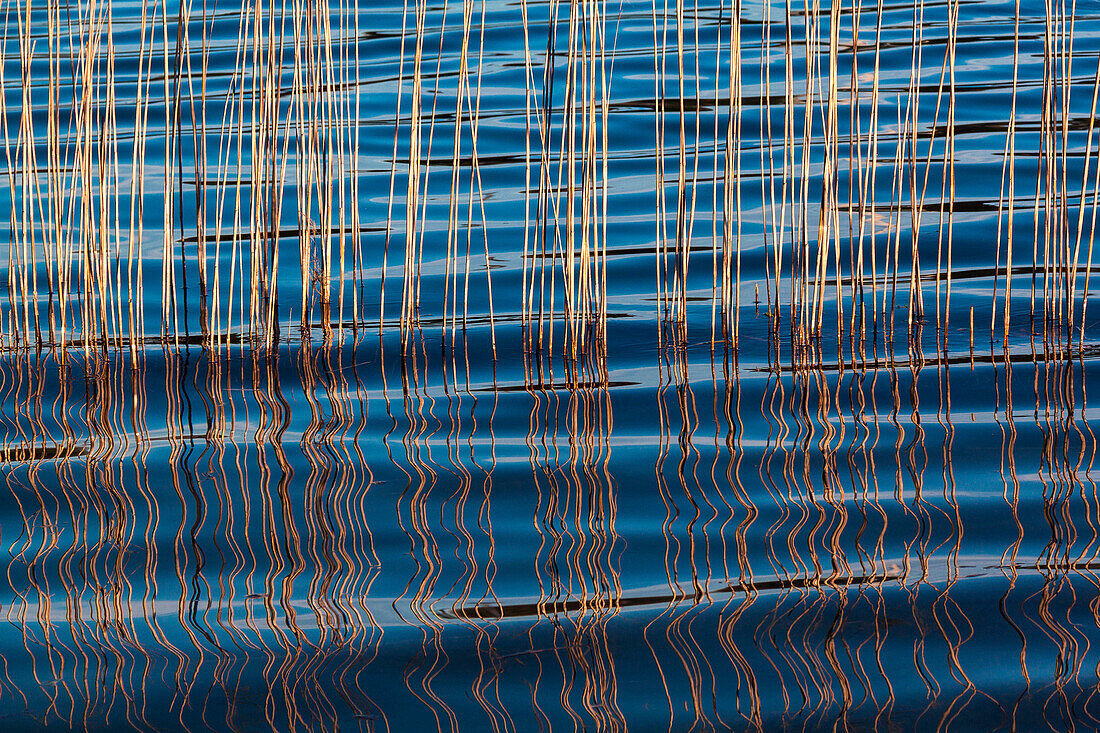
[{"xmin": 0, "ymin": 332, "xmax": 1095, "ymax": 729}]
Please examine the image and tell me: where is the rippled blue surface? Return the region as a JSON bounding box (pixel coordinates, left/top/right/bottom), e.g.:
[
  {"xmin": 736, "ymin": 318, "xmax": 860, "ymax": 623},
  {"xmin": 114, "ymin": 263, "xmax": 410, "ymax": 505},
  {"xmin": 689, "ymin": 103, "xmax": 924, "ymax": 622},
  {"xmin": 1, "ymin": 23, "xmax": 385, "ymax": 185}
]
[{"xmin": 2, "ymin": 0, "xmax": 1100, "ymax": 730}]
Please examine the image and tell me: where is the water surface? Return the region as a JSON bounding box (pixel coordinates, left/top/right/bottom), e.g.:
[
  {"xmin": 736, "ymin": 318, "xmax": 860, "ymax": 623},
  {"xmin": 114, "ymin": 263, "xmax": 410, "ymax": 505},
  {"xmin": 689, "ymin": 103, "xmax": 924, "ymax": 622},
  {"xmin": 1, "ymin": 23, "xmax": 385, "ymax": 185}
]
[{"xmin": 1, "ymin": 0, "xmax": 1100, "ymax": 730}]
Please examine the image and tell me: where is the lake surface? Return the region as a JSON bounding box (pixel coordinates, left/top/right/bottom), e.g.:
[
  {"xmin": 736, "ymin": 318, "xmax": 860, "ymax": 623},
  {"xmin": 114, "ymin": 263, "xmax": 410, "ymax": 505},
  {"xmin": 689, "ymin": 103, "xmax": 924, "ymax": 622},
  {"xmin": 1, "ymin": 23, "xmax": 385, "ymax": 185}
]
[{"xmin": 2, "ymin": 0, "xmax": 1100, "ymax": 730}]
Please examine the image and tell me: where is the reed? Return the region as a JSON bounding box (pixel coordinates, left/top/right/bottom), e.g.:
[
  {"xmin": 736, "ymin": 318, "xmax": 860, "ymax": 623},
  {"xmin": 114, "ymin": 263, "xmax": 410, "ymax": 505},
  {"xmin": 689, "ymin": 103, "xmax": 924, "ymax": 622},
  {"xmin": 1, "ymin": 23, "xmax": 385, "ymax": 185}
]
[
  {"xmin": 2, "ymin": 4, "xmax": 1100, "ymax": 731},
  {"xmin": 0, "ymin": 0, "xmax": 1094, "ymax": 366},
  {"xmin": 2, "ymin": 4, "xmax": 1100, "ymax": 726}
]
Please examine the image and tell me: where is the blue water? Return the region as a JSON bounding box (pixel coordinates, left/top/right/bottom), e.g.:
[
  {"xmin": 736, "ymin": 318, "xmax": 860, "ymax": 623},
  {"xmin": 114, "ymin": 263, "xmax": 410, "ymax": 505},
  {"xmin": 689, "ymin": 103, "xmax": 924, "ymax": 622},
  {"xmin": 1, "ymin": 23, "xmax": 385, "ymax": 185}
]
[{"xmin": 2, "ymin": 0, "xmax": 1100, "ymax": 730}]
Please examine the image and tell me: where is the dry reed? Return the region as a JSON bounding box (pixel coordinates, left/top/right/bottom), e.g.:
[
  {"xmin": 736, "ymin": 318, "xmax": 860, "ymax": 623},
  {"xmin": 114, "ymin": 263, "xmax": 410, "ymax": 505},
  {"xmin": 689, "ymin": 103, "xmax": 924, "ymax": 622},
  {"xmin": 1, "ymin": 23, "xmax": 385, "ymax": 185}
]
[{"xmin": 0, "ymin": 0, "xmax": 1093, "ymax": 367}]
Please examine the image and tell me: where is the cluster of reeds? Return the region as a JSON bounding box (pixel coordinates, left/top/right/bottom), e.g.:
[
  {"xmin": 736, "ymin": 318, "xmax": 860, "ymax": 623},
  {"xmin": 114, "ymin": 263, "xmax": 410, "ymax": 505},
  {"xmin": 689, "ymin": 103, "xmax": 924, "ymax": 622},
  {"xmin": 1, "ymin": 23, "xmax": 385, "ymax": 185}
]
[
  {"xmin": 520, "ymin": 0, "xmax": 611, "ymax": 358},
  {"xmin": 0, "ymin": 0, "xmax": 1097, "ymax": 362},
  {"xmin": 0, "ymin": 0, "xmax": 363, "ymax": 357}
]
